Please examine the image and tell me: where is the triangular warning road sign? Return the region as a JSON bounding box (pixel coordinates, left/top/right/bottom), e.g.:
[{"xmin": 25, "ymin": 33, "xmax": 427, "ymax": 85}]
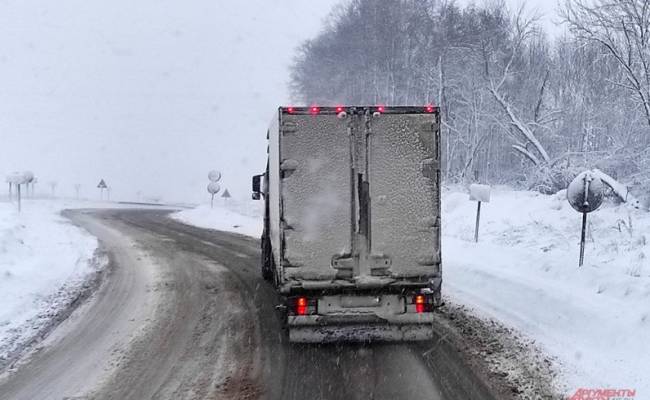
[
  {"xmin": 97, "ymin": 179, "xmax": 108, "ymax": 189},
  {"xmin": 221, "ymin": 189, "xmax": 231, "ymax": 198}
]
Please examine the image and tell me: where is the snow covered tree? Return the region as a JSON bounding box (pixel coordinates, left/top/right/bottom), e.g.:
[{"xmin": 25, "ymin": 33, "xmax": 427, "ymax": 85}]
[{"xmin": 290, "ymin": 0, "xmax": 649, "ymax": 198}]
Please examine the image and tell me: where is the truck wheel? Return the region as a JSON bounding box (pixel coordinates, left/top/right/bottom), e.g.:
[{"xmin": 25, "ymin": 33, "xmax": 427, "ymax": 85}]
[{"xmin": 261, "ymin": 236, "xmax": 274, "ymax": 281}]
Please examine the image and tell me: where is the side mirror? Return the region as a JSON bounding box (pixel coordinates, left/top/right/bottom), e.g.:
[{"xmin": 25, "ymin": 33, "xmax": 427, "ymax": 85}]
[{"xmin": 252, "ymin": 174, "xmax": 263, "ymax": 200}]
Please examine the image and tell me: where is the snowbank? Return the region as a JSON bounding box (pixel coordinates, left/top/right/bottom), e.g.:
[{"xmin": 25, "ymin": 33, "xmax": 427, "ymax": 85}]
[
  {"xmin": 442, "ymin": 188, "xmax": 650, "ymax": 395},
  {"xmin": 171, "ymin": 199, "xmax": 263, "ymax": 238},
  {"xmin": 0, "ymin": 200, "xmax": 100, "ymax": 362}
]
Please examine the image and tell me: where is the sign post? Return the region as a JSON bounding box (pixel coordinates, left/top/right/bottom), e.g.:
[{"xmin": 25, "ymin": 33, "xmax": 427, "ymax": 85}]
[
  {"xmin": 31, "ymin": 177, "xmax": 37, "ymax": 197},
  {"xmin": 207, "ymin": 170, "xmax": 222, "ymax": 209},
  {"xmin": 207, "ymin": 182, "xmax": 220, "ymax": 208},
  {"xmin": 17, "ymin": 183, "xmax": 21, "ymax": 212},
  {"xmin": 97, "ymin": 179, "xmax": 108, "ymax": 200},
  {"xmin": 221, "ymin": 188, "xmax": 231, "ymax": 204},
  {"xmin": 49, "ymin": 182, "xmax": 57, "ymax": 198},
  {"xmin": 474, "ymin": 201, "xmax": 482, "ymax": 242},
  {"xmin": 567, "ymin": 171, "xmax": 604, "ymax": 267},
  {"xmin": 7, "ymin": 172, "xmax": 30, "ymax": 212},
  {"xmin": 469, "ymin": 184, "xmax": 491, "ymax": 243},
  {"xmin": 23, "ymin": 172, "xmax": 34, "ymax": 198}
]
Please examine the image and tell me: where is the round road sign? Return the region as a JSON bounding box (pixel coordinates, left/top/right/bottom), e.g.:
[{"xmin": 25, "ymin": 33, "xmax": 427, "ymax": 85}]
[
  {"xmin": 207, "ymin": 182, "xmax": 221, "ymax": 195},
  {"xmin": 567, "ymin": 171, "xmax": 604, "ymax": 213},
  {"xmin": 208, "ymin": 170, "xmax": 222, "ymax": 182}
]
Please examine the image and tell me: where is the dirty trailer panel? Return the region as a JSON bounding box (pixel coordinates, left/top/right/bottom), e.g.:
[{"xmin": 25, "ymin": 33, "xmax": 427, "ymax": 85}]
[
  {"xmin": 367, "ymin": 113, "xmax": 441, "ymax": 281},
  {"xmin": 260, "ymin": 106, "xmax": 441, "ymax": 342},
  {"xmin": 278, "ymin": 111, "xmax": 351, "ymax": 283}
]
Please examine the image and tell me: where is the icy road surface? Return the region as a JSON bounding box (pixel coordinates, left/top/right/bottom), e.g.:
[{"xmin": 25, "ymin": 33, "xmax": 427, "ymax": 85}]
[{"xmin": 0, "ymin": 209, "xmax": 500, "ymax": 400}]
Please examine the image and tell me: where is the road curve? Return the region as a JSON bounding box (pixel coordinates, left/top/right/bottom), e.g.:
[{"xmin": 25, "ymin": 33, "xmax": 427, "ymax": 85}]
[{"xmin": 0, "ymin": 209, "xmax": 497, "ymax": 400}]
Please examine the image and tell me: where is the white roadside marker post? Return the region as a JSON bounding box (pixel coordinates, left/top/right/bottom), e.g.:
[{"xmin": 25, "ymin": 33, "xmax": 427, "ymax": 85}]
[
  {"xmin": 17, "ymin": 183, "xmax": 21, "ymax": 212},
  {"xmin": 49, "ymin": 181, "xmax": 57, "ymax": 198},
  {"xmin": 469, "ymin": 184, "xmax": 491, "ymax": 243}
]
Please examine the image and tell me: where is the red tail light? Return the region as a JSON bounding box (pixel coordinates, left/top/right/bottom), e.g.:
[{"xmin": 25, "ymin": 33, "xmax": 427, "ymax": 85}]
[
  {"xmin": 310, "ymin": 106, "xmax": 320, "ymax": 115},
  {"xmin": 425, "ymin": 104, "xmax": 435, "ymax": 113},
  {"xmin": 292, "ymin": 296, "xmax": 317, "ymax": 316},
  {"xmin": 377, "ymin": 105, "xmax": 385, "ymax": 113},
  {"xmin": 335, "ymin": 105, "xmax": 345, "ymax": 113},
  {"xmin": 415, "ymin": 294, "xmax": 426, "ymax": 313},
  {"xmin": 287, "ymin": 106, "xmax": 295, "ymax": 114},
  {"xmin": 296, "ymin": 297, "xmax": 308, "ymax": 315}
]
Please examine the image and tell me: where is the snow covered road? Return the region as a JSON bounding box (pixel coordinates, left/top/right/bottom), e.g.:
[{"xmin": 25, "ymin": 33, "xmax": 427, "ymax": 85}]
[{"xmin": 0, "ymin": 209, "xmax": 502, "ymax": 400}]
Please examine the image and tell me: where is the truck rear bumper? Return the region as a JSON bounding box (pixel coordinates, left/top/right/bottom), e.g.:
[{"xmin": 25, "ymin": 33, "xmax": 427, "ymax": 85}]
[
  {"xmin": 287, "ymin": 313, "xmax": 434, "ymax": 343},
  {"xmin": 289, "ymin": 323, "xmax": 433, "ymax": 343},
  {"xmin": 288, "ymin": 312, "xmax": 434, "ymax": 325}
]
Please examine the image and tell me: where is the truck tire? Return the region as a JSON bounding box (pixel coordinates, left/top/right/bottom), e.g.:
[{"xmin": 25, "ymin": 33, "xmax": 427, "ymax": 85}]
[{"xmin": 261, "ymin": 235, "xmax": 274, "ymax": 282}]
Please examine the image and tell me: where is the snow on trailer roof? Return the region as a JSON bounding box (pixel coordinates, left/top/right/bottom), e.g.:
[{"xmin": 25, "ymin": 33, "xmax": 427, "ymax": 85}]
[{"xmin": 280, "ymin": 105, "xmax": 438, "ymax": 115}]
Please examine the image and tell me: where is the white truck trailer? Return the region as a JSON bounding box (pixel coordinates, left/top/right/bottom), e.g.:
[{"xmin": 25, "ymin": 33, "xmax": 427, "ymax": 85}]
[{"xmin": 252, "ymin": 106, "xmax": 441, "ymax": 343}]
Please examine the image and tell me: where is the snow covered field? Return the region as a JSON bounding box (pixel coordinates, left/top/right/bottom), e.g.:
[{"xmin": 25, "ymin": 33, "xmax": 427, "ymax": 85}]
[
  {"xmin": 0, "ymin": 199, "xmax": 100, "ymax": 363},
  {"xmin": 443, "ymin": 188, "xmax": 650, "ymax": 395},
  {"xmin": 171, "ymin": 199, "xmax": 263, "ymax": 238},
  {"xmin": 173, "ymin": 189, "xmax": 650, "ymax": 395}
]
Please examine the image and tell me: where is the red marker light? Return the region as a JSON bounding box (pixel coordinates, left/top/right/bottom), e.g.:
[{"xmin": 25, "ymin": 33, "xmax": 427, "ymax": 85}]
[
  {"xmin": 286, "ymin": 107, "xmax": 294, "ymax": 114},
  {"xmin": 296, "ymin": 297, "xmax": 308, "ymax": 315},
  {"xmin": 310, "ymin": 106, "xmax": 320, "ymax": 115},
  {"xmin": 336, "ymin": 106, "xmax": 344, "ymax": 113},
  {"xmin": 415, "ymin": 294, "xmax": 426, "ymax": 313},
  {"xmin": 377, "ymin": 105, "xmax": 385, "ymax": 113},
  {"xmin": 425, "ymin": 104, "xmax": 435, "ymax": 113}
]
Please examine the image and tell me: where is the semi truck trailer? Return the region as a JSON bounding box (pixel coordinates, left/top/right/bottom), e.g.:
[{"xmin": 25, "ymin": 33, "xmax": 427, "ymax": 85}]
[{"xmin": 252, "ymin": 105, "xmax": 442, "ymax": 343}]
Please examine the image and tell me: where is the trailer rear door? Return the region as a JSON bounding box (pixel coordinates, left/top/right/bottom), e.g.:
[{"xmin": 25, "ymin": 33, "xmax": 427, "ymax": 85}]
[
  {"xmin": 367, "ymin": 112, "xmax": 441, "ymax": 278},
  {"xmin": 279, "ymin": 112, "xmax": 351, "ymax": 281},
  {"xmin": 278, "ymin": 107, "xmax": 440, "ymax": 288}
]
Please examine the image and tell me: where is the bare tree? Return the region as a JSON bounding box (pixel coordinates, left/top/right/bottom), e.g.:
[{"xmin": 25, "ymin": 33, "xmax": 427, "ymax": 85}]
[
  {"xmin": 563, "ymin": 0, "xmax": 650, "ymax": 130},
  {"xmin": 481, "ymin": 6, "xmax": 553, "ymax": 165},
  {"xmin": 289, "ymin": 0, "xmax": 650, "ymax": 193}
]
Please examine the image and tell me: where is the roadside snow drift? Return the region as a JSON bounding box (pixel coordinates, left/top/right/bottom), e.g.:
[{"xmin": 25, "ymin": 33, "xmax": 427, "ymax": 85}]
[
  {"xmin": 171, "ymin": 199, "xmax": 263, "ymax": 238},
  {"xmin": 0, "ymin": 200, "xmax": 99, "ymax": 361},
  {"xmin": 443, "ymin": 188, "xmax": 650, "ymax": 395}
]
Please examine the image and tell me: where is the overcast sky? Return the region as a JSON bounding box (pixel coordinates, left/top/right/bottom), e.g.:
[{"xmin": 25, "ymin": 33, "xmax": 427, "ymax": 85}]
[{"xmin": 0, "ymin": 0, "xmax": 562, "ymax": 204}]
